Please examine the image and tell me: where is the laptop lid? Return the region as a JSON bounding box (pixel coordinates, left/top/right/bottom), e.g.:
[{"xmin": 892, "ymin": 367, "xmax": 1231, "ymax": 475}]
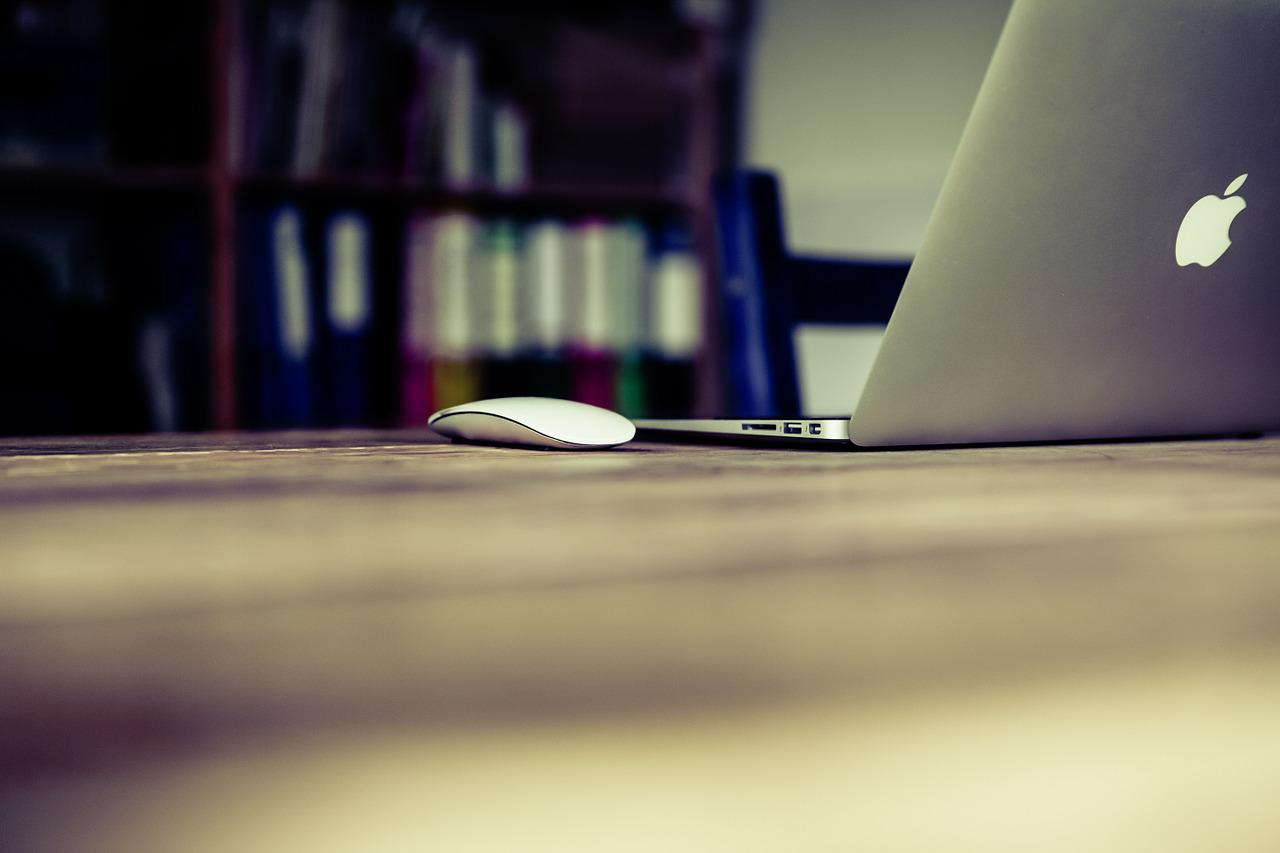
[{"xmin": 850, "ymin": 0, "xmax": 1280, "ymax": 447}]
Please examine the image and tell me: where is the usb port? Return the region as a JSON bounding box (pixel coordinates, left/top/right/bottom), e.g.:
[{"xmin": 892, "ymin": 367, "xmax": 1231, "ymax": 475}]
[{"xmin": 742, "ymin": 423, "xmax": 778, "ymax": 431}]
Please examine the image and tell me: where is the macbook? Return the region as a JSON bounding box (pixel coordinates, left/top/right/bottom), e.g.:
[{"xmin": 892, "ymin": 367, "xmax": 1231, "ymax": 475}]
[{"xmin": 635, "ymin": 0, "xmax": 1280, "ymax": 447}]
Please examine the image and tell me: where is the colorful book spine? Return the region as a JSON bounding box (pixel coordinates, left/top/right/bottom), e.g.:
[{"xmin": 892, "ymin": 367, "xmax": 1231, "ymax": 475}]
[
  {"xmin": 427, "ymin": 211, "xmax": 482, "ymax": 411},
  {"xmin": 401, "ymin": 210, "xmax": 483, "ymax": 419},
  {"xmin": 567, "ymin": 219, "xmax": 616, "ymax": 409},
  {"xmin": 398, "ymin": 211, "xmax": 699, "ymax": 420}
]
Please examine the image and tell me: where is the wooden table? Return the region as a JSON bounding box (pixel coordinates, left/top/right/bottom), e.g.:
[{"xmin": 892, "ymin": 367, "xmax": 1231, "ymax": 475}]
[{"xmin": 3, "ymin": 432, "xmax": 1280, "ymax": 852}]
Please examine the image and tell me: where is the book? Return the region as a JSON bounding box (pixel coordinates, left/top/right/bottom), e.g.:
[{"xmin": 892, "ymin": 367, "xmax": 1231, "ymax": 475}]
[
  {"xmin": 428, "ymin": 211, "xmax": 483, "ymax": 411},
  {"xmin": 400, "ymin": 212, "xmax": 433, "ymax": 425},
  {"xmin": 610, "ymin": 218, "xmax": 649, "ymax": 418},
  {"xmin": 361, "ymin": 0, "xmax": 425, "ymax": 176},
  {"xmin": 405, "ymin": 29, "xmax": 480, "ymax": 187},
  {"xmin": 399, "ymin": 210, "xmax": 482, "ymax": 417},
  {"xmin": 248, "ymin": 0, "xmax": 307, "ymax": 173},
  {"xmin": 518, "ymin": 219, "xmax": 573, "ymax": 399},
  {"xmin": 712, "ymin": 170, "xmax": 798, "ymax": 417},
  {"xmin": 291, "ymin": 0, "xmax": 343, "ymax": 175},
  {"xmin": 440, "ymin": 39, "xmax": 479, "ymax": 189},
  {"xmin": 567, "ymin": 219, "xmax": 616, "ymax": 409},
  {"xmin": 399, "ymin": 12, "xmax": 446, "ymax": 180},
  {"xmin": 643, "ymin": 221, "xmax": 702, "ymax": 418},
  {"xmin": 324, "ymin": 2, "xmax": 378, "ymax": 174},
  {"xmin": 238, "ymin": 1, "xmax": 533, "ymax": 189},
  {"xmin": 400, "ymin": 212, "xmax": 695, "ymax": 418},
  {"xmin": 240, "ymin": 205, "xmax": 316, "ymax": 427},
  {"xmin": 488, "ymin": 99, "xmax": 530, "ymax": 192},
  {"xmin": 477, "ymin": 221, "xmax": 524, "ymax": 398},
  {"xmin": 323, "ymin": 211, "xmax": 373, "ymax": 425}
]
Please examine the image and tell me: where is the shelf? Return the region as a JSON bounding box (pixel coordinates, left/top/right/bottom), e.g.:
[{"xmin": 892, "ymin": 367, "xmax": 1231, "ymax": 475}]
[
  {"xmin": 235, "ymin": 173, "xmax": 695, "ymax": 215},
  {"xmin": 0, "ymin": 166, "xmax": 694, "ymax": 216}
]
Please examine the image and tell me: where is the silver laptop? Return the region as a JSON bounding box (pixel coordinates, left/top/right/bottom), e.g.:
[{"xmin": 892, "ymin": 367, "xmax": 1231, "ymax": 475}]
[{"xmin": 635, "ymin": 0, "xmax": 1280, "ymax": 448}]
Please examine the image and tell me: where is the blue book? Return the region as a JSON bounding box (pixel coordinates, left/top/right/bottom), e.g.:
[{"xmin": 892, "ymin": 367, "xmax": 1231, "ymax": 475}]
[
  {"xmin": 712, "ymin": 171, "xmax": 799, "ymax": 417},
  {"xmin": 240, "ymin": 205, "xmax": 316, "ymax": 428},
  {"xmin": 323, "ymin": 211, "xmax": 373, "ymax": 425}
]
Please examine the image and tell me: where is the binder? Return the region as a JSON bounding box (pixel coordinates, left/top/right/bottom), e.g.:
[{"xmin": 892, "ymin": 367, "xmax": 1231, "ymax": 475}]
[
  {"xmin": 517, "ymin": 219, "xmax": 573, "ymax": 399},
  {"xmin": 400, "ymin": 212, "xmax": 433, "ymax": 425},
  {"xmin": 567, "ymin": 219, "xmax": 616, "ymax": 409},
  {"xmin": 643, "ymin": 221, "xmax": 702, "ymax": 418},
  {"xmin": 611, "ymin": 218, "xmax": 649, "ymax": 418},
  {"xmin": 240, "ymin": 205, "xmax": 316, "ymax": 427},
  {"xmin": 712, "ymin": 170, "xmax": 798, "ymax": 417},
  {"xmin": 477, "ymin": 221, "xmax": 523, "ymax": 398},
  {"xmin": 323, "ymin": 211, "xmax": 373, "ymax": 425},
  {"xmin": 400, "ymin": 211, "xmax": 482, "ymax": 419}
]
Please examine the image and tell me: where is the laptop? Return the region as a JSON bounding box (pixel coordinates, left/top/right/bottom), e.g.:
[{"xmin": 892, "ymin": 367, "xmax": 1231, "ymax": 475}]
[{"xmin": 634, "ymin": 0, "xmax": 1280, "ymax": 448}]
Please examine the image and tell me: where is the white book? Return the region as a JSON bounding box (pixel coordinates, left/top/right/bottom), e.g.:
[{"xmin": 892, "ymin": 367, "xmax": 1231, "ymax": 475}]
[
  {"xmin": 569, "ymin": 221, "xmax": 611, "ymax": 350},
  {"xmin": 429, "ymin": 212, "xmax": 478, "ymax": 357},
  {"xmin": 521, "ymin": 220, "xmax": 568, "ymax": 354},
  {"xmin": 649, "ymin": 245, "xmax": 702, "ymax": 359}
]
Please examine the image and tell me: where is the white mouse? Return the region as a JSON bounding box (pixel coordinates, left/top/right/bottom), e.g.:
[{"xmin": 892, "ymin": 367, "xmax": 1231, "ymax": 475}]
[{"xmin": 427, "ymin": 396, "xmax": 636, "ymax": 450}]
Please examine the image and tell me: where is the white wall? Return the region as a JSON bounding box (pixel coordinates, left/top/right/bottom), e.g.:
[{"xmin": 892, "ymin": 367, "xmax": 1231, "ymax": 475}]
[{"xmin": 744, "ymin": 0, "xmax": 1012, "ymax": 259}]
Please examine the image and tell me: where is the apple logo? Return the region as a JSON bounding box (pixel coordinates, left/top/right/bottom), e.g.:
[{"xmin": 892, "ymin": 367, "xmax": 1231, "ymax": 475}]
[{"xmin": 1175, "ymin": 173, "xmax": 1249, "ymax": 267}]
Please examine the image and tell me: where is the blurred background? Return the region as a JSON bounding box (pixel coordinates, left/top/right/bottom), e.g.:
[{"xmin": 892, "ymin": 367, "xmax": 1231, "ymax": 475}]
[
  {"xmin": 0, "ymin": 0, "xmax": 1011, "ymax": 435},
  {"xmin": 10, "ymin": 7, "xmax": 1280, "ymax": 853}
]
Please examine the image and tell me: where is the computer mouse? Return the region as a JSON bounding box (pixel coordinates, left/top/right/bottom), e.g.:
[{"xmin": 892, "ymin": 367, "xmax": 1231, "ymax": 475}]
[{"xmin": 427, "ymin": 396, "xmax": 636, "ymax": 450}]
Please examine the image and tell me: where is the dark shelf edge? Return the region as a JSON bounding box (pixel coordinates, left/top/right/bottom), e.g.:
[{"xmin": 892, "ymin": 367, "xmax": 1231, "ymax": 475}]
[
  {"xmin": 0, "ymin": 166, "xmax": 697, "ymax": 214},
  {"xmin": 234, "ymin": 174, "xmax": 695, "ymax": 213}
]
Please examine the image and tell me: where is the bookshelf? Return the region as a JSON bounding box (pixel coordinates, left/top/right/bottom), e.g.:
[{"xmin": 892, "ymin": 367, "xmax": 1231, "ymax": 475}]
[{"xmin": 0, "ymin": 0, "xmax": 747, "ymax": 434}]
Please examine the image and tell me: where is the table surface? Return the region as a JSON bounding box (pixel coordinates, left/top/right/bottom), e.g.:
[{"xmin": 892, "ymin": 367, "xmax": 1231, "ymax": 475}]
[{"xmin": 3, "ymin": 432, "xmax": 1280, "ymax": 852}]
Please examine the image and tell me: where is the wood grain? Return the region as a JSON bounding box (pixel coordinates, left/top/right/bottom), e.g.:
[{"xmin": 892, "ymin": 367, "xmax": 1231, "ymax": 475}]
[{"xmin": 3, "ymin": 432, "xmax": 1280, "ymax": 851}]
